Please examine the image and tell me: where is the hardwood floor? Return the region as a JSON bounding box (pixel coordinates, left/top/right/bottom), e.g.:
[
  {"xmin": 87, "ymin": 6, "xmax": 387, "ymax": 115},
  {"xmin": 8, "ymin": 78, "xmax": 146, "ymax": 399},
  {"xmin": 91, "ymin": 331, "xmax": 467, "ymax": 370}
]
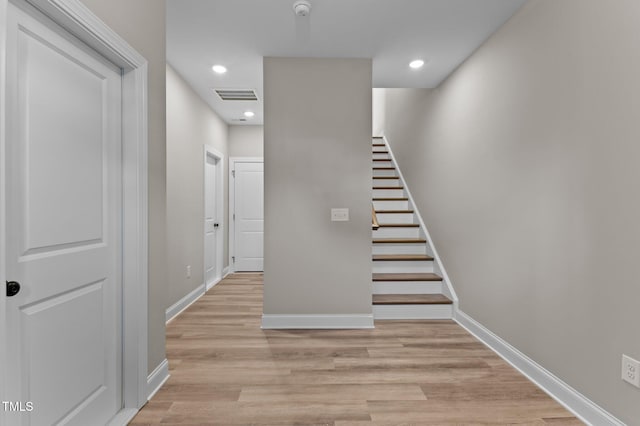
[{"xmin": 130, "ymin": 273, "xmax": 581, "ymax": 425}]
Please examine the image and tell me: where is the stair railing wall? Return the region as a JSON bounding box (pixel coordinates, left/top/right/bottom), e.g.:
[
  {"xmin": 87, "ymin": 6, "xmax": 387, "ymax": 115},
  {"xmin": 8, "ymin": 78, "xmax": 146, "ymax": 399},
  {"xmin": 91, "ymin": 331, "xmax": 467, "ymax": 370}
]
[{"xmin": 380, "ymin": 135, "xmax": 459, "ymax": 307}]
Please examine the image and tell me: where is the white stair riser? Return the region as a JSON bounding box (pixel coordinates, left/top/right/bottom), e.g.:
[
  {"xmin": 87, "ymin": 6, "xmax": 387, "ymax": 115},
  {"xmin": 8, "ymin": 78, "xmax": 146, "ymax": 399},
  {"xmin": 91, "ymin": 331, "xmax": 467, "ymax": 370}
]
[
  {"xmin": 372, "ymin": 260, "xmax": 434, "ymax": 273},
  {"xmin": 372, "ymin": 244, "xmax": 427, "ymax": 255},
  {"xmin": 372, "ymin": 227, "xmax": 420, "ymax": 239},
  {"xmin": 375, "ymin": 213, "xmax": 414, "ymax": 223},
  {"xmin": 373, "ymin": 281, "xmax": 443, "ymax": 294},
  {"xmin": 372, "ymin": 152, "xmax": 390, "ymax": 160},
  {"xmin": 372, "ymin": 161, "xmax": 393, "ymax": 167},
  {"xmin": 372, "ymin": 178, "xmax": 401, "ymax": 187},
  {"xmin": 373, "ymin": 188, "xmax": 405, "ymax": 198},
  {"xmin": 373, "ymin": 304, "xmax": 453, "ymax": 320},
  {"xmin": 373, "ymin": 169, "xmax": 397, "ymax": 177},
  {"xmin": 373, "ymin": 200, "xmax": 408, "ymax": 210}
]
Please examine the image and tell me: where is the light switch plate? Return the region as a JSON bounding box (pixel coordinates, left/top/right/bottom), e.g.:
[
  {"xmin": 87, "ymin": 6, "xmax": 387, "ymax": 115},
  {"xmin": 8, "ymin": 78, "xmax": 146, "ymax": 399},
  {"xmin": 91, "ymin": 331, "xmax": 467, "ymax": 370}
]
[{"xmin": 331, "ymin": 208, "xmax": 349, "ymax": 222}]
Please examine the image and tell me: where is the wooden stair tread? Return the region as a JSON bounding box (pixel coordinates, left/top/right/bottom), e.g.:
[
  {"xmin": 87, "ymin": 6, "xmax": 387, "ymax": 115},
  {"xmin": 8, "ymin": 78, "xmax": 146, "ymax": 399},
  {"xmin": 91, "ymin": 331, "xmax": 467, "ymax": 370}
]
[
  {"xmin": 372, "ymin": 238, "xmax": 426, "ymax": 244},
  {"xmin": 373, "ymin": 294, "xmax": 452, "ymax": 305},
  {"xmin": 373, "ymin": 176, "xmax": 399, "ymax": 179},
  {"xmin": 373, "ymin": 272, "xmax": 441, "ymax": 282},
  {"xmin": 375, "ymin": 209, "xmax": 414, "ymax": 214},
  {"xmin": 373, "ymin": 167, "xmax": 395, "ymax": 170},
  {"xmin": 372, "ymin": 197, "xmax": 408, "ymax": 201},
  {"xmin": 377, "ymin": 223, "xmax": 419, "ymax": 228},
  {"xmin": 373, "ymin": 186, "xmax": 404, "ymax": 190},
  {"xmin": 372, "ymin": 144, "xmax": 386, "ymax": 147},
  {"xmin": 373, "ymin": 150, "xmax": 389, "ymax": 154},
  {"xmin": 373, "ymin": 273, "xmax": 442, "ymax": 281},
  {"xmin": 372, "ymin": 254, "xmax": 434, "ymax": 261},
  {"xmin": 372, "ymin": 136, "xmax": 383, "ymax": 139},
  {"xmin": 373, "ymin": 159, "xmax": 393, "ymax": 162}
]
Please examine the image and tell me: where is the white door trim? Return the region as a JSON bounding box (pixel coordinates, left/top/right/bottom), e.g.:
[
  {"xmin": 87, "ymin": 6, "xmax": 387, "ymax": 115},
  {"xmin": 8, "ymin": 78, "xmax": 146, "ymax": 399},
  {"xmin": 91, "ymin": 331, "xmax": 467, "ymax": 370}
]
[
  {"xmin": 229, "ymin": 157, "xmax": 263, "ymax": 273},
  {"xmin": 0, "ymin": 0, "xmax": 149, "ymax": 422},
  {"xmin": 204, "ymin": 145, "xmax": 224, "ymax": 290}
]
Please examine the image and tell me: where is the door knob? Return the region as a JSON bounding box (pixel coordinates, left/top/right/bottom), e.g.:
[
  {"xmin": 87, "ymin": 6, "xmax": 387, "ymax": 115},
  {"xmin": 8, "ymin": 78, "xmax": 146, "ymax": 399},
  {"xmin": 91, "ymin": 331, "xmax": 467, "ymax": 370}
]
[
  {"xmin": 6, "ymin": 281, "xmax": 20, "ymax": 297},
  {"xmin": 213, "ymin": 223, "xmax": 219, "ymax": 228}
]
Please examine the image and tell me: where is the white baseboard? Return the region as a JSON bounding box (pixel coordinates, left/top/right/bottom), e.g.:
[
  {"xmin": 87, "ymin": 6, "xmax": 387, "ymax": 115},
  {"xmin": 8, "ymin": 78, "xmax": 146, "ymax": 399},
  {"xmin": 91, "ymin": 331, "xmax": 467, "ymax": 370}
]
[
  {"xmin": 107, "ymin": 408, "xmax": 138, "ymax": 426},
  {"xmin": 455, "ymin": 310, "xmax": 624, "ymax": 426},
  {"xmin": 146, "ymin": 359, "xmax": 169, "ymax": 401},
  {"xmin": 206, "ymin": 277, "xmax": 221, "ymax": 291},
  {"xmin": 262, "ymin": 314, "xmax": 374, "ymax": 329},
  {"xmin": 165, "ymin": 283, "xmax": 205, "ymax": 324},
  {"xmin": 205, "ymin": 268, "xmax": 232, "ymax": 291}
]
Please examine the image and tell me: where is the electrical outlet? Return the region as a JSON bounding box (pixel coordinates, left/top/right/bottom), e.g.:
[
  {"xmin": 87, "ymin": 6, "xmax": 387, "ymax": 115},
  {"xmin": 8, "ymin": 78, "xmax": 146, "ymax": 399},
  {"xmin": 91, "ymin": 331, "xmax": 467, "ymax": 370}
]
[
  {"xmin": 622, "ymin": 355, "xmax": 640, "ymax": 387},
  {"xmin": 186, "ymin": 265, "xmax": 191, "ymax": 279}
]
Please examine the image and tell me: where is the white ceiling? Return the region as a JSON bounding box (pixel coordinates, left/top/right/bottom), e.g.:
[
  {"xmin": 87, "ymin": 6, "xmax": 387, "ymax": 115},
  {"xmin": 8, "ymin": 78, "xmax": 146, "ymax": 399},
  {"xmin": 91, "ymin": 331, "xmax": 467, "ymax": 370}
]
[{"xmin": 166, "ymin": 0, "xmax": 526, "ymax": 125}]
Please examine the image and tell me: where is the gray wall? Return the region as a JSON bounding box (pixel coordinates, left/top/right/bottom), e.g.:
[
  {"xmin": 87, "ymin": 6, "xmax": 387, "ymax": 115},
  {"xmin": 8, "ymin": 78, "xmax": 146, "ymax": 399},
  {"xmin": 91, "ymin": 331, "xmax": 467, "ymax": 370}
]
[
  {"xmin": 380, "ymin": 0, "xmax": 640, "ymax": 422},
  {"xmin": 372, "ymin": 88, "xmax": 386, "ymax": 137},
  {"xmin": 229, "ymin": 125, "xmax": 263, "ymax": 158},
  {"xmin": 166, "ymin": 64, "xmax": 229, "ymax": 309},
  {"xmin": 79, "ymin": 0, "xmax": 167, "ymax": 374},
  {"xmin": 263, "ymin": 58, "xmax": 372, "ymax": 317}
]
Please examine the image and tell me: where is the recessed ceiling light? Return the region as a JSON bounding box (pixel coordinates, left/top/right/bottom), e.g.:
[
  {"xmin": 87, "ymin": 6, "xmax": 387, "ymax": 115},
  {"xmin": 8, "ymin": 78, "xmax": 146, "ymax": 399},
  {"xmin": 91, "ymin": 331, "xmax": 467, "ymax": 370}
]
[
  {"xmin": 212, "ymin": 65, "xmax": 227, "ymax": 74},
  {"xmin": 244, "ymin": 111, "xmax": 255, "ymax": 118},
  {"xmin": 409, "ymin": 59, "xmax": 425, "ymax": 69}
]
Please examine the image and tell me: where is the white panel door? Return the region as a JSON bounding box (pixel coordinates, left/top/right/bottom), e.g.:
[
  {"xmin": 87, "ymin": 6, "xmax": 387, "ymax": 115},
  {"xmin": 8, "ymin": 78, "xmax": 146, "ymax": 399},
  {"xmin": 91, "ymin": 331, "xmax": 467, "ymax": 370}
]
[
  {"xmin": 204, "ymin": 153, "xmax": 219, "ymax": 287},
  {"xmin": 4, "ymin": 3, "xmax": 123, "ymax": 425},
  {"xmin": 234, "ymin": 162, "xmax": 264, "ymax": 271}
]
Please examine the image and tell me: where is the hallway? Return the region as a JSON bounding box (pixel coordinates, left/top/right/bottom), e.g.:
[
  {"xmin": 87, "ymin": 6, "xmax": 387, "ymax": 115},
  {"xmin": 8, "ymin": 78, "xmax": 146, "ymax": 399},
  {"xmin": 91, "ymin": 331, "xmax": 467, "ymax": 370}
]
[{"xmin": 131, "ymin": 274, "xmax": 579, "ymax": 424}]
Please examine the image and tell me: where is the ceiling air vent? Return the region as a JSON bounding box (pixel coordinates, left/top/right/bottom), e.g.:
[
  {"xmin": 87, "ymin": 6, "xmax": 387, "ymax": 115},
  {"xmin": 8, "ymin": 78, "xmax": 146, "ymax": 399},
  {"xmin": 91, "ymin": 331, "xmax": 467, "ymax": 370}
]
[{"xmin": 214, "ymin": 89, "xmax": 258, "ymax": 101}]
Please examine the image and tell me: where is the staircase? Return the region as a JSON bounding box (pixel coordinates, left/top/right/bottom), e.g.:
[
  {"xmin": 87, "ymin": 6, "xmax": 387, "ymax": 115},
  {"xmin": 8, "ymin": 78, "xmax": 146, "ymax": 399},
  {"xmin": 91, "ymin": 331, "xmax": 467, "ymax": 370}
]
[{"xmin": 371, "ymin": 137, "xmax": 454, "ymax": 319}]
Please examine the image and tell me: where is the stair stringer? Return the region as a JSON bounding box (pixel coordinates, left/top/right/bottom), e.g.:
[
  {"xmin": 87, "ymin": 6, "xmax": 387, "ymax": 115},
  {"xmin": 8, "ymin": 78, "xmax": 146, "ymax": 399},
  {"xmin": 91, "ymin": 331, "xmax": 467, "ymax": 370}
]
[{"xmin": 379, "ymin": 135, "xmax": 459, "ymax": 310}]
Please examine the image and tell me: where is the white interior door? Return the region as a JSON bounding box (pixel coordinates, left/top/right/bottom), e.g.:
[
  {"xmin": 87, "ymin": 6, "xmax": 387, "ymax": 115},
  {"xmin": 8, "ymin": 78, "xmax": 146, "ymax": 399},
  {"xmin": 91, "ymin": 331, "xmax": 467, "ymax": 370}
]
[
  {"xmin": 4, "ymin": 3, "xmax": 123, "ymax": 425},
  {"xmin": 204, "ymin": 152, "xmax": 219, "ymax": 288},
  {"xmin": 233, "ymin": 161, "xmax": 264, "ymax": 271}
]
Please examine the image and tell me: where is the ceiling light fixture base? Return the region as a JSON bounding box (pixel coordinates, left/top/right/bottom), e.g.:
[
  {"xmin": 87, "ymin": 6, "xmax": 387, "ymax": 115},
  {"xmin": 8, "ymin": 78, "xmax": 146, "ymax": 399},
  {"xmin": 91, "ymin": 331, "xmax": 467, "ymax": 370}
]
[{"xmin": 293, "ymin": 0, "xmax": 311, "ymax": 17}]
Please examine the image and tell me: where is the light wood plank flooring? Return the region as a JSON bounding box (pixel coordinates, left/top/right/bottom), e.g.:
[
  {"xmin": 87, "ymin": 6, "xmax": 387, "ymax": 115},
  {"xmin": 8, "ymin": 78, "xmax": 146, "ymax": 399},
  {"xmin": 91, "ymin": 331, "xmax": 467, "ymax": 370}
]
[{"xmin": 130, "ymin": 273, "xmax": 581, "ymax": 425}]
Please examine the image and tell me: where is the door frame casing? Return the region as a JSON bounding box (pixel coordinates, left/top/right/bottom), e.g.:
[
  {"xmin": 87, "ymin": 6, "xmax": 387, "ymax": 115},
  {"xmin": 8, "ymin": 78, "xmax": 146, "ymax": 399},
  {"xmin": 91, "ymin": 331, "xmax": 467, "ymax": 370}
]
[
  {"xmin": 228, "ymin": 157, "xmax": 263, "ymax": 273},
  {"xmin": 0, "ymin": 0, "xmax": 149, "ymax": 422},
  {"xmin": 203, "ymin": 145, "xmax": 224, "ymax": 290}
]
